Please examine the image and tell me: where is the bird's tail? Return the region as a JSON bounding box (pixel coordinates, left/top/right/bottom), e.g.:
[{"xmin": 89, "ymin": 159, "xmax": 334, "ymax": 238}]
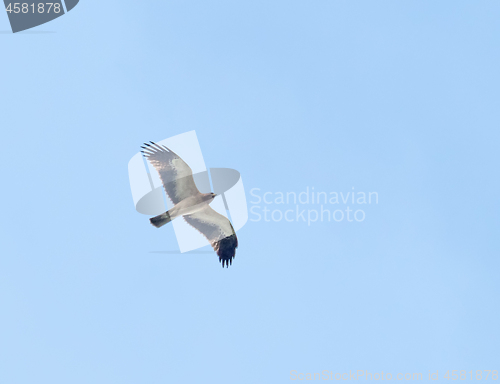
[{"xmin": 150, "ymin": 211, "xmax": 171, "ymax": 228}]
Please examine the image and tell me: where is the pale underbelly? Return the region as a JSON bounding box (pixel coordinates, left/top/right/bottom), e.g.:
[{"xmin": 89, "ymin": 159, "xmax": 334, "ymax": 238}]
[{"xmin": 173, "ymin": 201, "xmax": 209, "ymax": 217}]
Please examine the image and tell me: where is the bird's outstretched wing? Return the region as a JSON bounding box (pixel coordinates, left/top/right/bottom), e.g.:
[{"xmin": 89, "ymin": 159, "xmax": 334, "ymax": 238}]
[
  {"xmin": 141, "ymin": 142, "xmax": 200, "ymax": 205},
  {"xmin": 183, "ymin": 206, "xmax": 238, "ymax": 268}
]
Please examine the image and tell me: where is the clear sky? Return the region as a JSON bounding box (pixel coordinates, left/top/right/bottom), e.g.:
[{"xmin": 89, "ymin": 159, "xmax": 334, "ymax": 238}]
[{"xmin": 1, "ymin": 1, "xmax": 499, "ymax": 383}]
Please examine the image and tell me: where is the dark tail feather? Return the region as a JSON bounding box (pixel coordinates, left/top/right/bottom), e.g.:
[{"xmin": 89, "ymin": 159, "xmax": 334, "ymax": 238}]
[{"xmin": 150, "ymin": 211, "xmax": 171, "ymax": 228}]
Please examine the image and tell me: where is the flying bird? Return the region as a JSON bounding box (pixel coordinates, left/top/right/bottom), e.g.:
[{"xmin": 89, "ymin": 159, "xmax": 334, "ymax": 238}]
[{"xmin": 141, "ymin": 141, "xmax": 238, "ymax": 267}]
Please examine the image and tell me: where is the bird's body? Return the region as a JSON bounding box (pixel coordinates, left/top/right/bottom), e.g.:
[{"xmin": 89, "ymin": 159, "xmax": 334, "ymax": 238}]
[
  {"xmin": 168, "ymin": 193, "xmax": 215, "ymax": 219},
  {"xmin": 149, "ymin": 193, "xmax": 215, "ymax": 228},
  {"xmin": 141, "ymin": 141, "xmax": 238, "ymax": 267}
]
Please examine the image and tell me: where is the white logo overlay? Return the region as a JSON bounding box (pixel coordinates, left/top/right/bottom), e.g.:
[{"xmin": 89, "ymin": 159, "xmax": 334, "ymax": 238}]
[{"xmin": 128, "ymin": 131, "xmax": 248, "ymax": 253}]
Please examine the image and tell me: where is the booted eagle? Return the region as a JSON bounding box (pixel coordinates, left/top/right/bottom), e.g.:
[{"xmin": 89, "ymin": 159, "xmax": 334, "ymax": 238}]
[{"xmin": 141, "ymin": 142, "xmax": 238, "ymax": 267}]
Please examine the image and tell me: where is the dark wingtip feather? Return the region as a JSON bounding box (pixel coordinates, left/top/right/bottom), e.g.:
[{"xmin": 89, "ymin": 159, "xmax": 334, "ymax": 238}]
[
  {"xmin": 149, "ymin": 141, "xmax": 166, "ymax": 151},
  {"xmin": 216, "ymin": 233, "xmax": 238, "ymax": 268}
]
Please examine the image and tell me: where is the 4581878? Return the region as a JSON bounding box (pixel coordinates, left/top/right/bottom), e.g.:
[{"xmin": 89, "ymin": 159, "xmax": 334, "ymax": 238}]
[
  {"xmin": 5, "ymin": 3, "xmax": 61, "ymax": 13},
  {"xmin": 443, "ymin": 370, "xmax": 498, "ymax": 380}
]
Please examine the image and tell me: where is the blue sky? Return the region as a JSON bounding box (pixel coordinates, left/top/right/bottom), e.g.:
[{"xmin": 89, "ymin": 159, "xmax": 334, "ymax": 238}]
[{"xmin": 0, "ymin": 1, "xmax": 499, "ymax": 383}]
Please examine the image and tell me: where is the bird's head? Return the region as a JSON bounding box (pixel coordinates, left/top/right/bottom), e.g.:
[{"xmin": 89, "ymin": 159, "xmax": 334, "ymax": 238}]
[{"xmin": 204, "ymin": 192, "xmax": 217, "ymax": 202}]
